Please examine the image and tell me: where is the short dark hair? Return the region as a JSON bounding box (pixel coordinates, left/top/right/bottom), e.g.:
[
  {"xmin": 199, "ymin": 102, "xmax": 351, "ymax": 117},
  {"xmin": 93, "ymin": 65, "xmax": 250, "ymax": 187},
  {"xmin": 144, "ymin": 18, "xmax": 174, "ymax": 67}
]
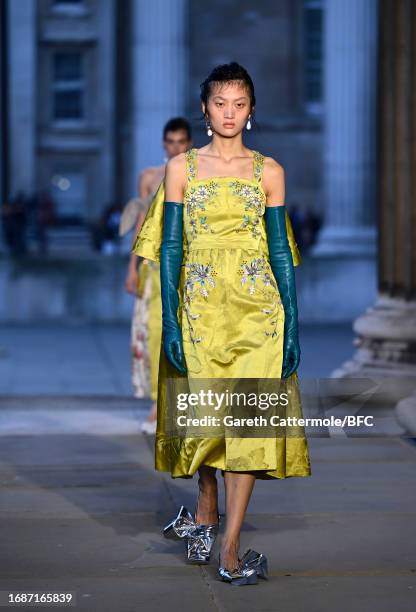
[
  {"xmin": 163, "ymin": 117, "xmax": 192, "ymax": 140},
  {"xmin": 200, "ymin": 62, "xmax": 256, "ymax": 112}
]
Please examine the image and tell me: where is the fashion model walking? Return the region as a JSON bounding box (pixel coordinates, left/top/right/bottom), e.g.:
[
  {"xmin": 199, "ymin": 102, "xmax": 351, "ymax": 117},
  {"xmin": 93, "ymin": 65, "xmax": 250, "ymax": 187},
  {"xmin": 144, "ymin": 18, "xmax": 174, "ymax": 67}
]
[
  {"xmin": 132, "ymin": 62, "xmax": 311, "ymax": 585},
  {"xmin": 123, "ymin": 118, "xmax": 192, "ymax": 433}
]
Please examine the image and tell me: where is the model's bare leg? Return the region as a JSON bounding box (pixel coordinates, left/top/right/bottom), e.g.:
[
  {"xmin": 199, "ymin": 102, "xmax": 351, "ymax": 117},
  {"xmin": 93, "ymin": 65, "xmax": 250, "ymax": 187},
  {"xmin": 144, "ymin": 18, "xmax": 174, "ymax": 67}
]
[
  {"xmin": 195, "ymin": 465, "xmax": 219, "ymax": 525},
  {"xmin": 220, "ymin": 472, "xmax": 256, "ymax": 570}
]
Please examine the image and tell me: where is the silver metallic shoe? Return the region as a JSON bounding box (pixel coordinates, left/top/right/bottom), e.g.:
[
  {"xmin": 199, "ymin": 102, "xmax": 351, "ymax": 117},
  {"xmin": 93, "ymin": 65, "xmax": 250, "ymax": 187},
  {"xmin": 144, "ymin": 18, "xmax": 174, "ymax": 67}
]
[
  {"xmin": 163, "ymin": 506, "xmax": 196, "ymax": 540},
  {"xmin": 217, "ymin": 554, "xmax": 258, "ymax": 586},
  {"xmin": 186, "ymin": 520, "xmax": 220, "ymax": 564},
  {"xmin": 239, "ymin": 549, "xmax": 268, "ymax": 580},
  {"xmin": 163, "ymin": 503, "xmax": 220, "ymax": 564}
]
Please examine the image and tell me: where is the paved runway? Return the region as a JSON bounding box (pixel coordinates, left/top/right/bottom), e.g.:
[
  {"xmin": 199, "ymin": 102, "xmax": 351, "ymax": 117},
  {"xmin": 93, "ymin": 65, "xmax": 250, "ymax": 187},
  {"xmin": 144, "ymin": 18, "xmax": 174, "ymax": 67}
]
[{"xmin": 0, "ymin": 325, "xmax": 415, "ymax": 611}]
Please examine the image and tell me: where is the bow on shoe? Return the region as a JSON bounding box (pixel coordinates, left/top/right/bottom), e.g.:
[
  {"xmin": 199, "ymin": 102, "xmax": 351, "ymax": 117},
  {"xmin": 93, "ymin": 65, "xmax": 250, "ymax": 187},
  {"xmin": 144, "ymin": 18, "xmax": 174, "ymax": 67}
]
[
  {"xmin": 186, "ymin": 523, "xmax": 219, "ymax": 564},
  {"xmin": 163, "ymin": 506, "xmax": 197, "ymax": 540},
  {"xmin": 163, "ymin": 505, "xmax": 220, "ymax": 564},
  {"xmin": 240, "ymin": 549, "xmax": 268, "ymax": 580},
  {"xmin": 218, "ymin": 555, "xmax": 258, "ymax": 585}
]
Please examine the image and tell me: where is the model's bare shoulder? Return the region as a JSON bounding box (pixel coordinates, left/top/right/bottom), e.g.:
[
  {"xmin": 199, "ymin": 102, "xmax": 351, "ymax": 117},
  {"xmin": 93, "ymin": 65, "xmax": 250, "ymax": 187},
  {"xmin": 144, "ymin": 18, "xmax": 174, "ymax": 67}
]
[
  {"xmin": 137, "ymin": 166, "xmax": 158, "ymax": 197},
  {"xmin": 141, "ymin": 165, "xmax": 155, "ymax": 177},
  {"xmin": 263, "ymin": 156, "xmax": 285, "ymax": 183},
  {"xmin": 165, "ymin": 153, "xmax": 187, "ymax": 182},
  {"xmin": 167, "ymin": 151, "xmax": 187, "ymax": 169},
  {"xmin": 139, "ymin": 165, "xmax": 158, "ymax": 182},
  {"xmin": 262, "ymin": 157, "xmax": 285, "ymax": 207},
  {"xmin": 165, "ymin": 152, "xmax": 187, "ymax": 201}
]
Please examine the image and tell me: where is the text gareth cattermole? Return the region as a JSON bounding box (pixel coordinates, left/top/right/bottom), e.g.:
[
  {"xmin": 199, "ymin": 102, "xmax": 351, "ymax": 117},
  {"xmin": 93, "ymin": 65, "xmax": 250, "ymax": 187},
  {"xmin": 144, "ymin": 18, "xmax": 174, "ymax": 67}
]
[{"xmin": 176, "ymin": 390, "xmax": 289, "ymax": 411}]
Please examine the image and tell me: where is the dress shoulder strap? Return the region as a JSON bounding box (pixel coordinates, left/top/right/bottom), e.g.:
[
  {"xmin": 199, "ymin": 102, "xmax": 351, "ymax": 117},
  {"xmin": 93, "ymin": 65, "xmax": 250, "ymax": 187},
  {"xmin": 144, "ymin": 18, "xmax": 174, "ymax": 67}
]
[
  {"xmin": 252, "ymin": 150, "xmax": 265, "ymax": 184},
  {"xmin": 185, "ymin": 148, "xmax": 198, "ymax": 183}
]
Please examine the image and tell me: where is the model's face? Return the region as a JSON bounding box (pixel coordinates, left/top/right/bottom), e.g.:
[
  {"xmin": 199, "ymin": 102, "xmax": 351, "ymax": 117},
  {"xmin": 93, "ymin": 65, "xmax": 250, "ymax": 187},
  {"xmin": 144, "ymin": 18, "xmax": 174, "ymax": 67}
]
[
  {"xmin": 164, "ymin": 129, "xmax": 192, "ymax": 158},
  {"xmin": 203, "ymin": 81, "xmax": 253, "ymax": 138}
]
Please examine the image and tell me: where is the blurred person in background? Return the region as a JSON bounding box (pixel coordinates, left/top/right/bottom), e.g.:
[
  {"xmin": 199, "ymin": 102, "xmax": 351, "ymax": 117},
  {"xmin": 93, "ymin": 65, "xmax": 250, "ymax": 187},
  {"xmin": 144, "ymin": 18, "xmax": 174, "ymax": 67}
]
[
  {"xmin": 101, "ymin": 202, "xmax": 123, "ymax": 255},
  {"xmin": 286, "ymin": 201, "xmax": 323, "ymax": 255},
  {"xmin": 28, "ymin": 189, "xmax": 56, "ymax": 255},
  {"xmin": 121, "ymin": 117, "xmax": 192, "ymax": 434},
  {"xmin": 300, "ymin": 206, "xmax": 323, "ymax": 252},
  {"xmin": 1, "ymin": 191, "xmax": 28, "ymax": 256}
]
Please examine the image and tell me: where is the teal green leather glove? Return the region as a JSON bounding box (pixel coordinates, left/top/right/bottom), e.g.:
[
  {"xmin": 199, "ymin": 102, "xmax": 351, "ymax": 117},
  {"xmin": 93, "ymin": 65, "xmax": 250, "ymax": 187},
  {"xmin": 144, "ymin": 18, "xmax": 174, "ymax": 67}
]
[
  {"xmin": 160, "ymin": 201, "xmax": 187, "ymax": 374},
  {"xmin": 264, "ymin": 205, "xmax": 300, "ymax": 378}
]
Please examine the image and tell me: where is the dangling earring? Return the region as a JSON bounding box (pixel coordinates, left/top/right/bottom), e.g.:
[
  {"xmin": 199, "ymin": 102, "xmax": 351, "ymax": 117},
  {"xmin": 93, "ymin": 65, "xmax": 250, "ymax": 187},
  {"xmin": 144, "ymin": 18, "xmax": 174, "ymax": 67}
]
[
  {"xmin": 205, "ymin": 117, "xmax": 213, "ymax": 137},
  {"xmin": 246, "ymin": 116, "xmax": 252, "ymax": 131}
]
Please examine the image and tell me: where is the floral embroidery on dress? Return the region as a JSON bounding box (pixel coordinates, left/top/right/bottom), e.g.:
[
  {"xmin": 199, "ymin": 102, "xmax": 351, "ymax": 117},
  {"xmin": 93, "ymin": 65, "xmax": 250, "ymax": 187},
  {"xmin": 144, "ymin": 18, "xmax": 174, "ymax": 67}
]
[
  {"xmin": 253, "ymin": 150, "xmax": 264, "ymax": 183},
  {"xmin": 186, "ymin": 148, "xmax": 198, "ymax": 182},
  {"xmin": 239, "ymin": 257, "xmax": 282, "ymax": 338},
  {"xmin": 229, "ymin": 180, "xmax": 265, "ymax": 238},
  {"xmin": 182, "ymin": 262, "xmax": 217, "ymax": 344},
  {"xmin": 262, "ymin": 307, "xmax": 280, "ymax": 338},
  {"xmin": 184, "ymin": 181, "xmax": 219, "ymax": 240},
  {"xmin": 239, "ymin": 257, "xmax": 276, "ymax": 294}
]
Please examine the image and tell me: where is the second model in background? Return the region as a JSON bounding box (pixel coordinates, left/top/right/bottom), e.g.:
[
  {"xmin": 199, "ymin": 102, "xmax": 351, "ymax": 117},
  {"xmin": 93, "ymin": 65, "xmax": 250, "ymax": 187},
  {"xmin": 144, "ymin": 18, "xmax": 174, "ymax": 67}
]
[{"xmin": 121, "ymin": 118, "xmax": 193, "ymax": 433}]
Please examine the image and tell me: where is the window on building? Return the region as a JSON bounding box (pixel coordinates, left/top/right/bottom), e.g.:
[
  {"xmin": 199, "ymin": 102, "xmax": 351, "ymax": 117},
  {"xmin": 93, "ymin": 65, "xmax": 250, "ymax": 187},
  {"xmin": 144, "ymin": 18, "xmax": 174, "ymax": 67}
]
[
  {"xmin": 304, "ymin": 0, "xmax": 323, "ymax": 114},
  {"xmin": 52, "ymin": 52, "xmax": 84, "ymax": 120}
]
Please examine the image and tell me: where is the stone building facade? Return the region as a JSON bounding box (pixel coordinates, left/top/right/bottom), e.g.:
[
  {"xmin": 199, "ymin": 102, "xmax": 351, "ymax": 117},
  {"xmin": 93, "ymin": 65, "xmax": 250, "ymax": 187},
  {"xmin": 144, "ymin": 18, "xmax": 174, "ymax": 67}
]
[
  {"xmin": 1, "ymin": 0, "xmax": 325, "ymax": 222},
  {"xmin": 1, "ymin": 0, "xmax": 385, "ymax": 326}
]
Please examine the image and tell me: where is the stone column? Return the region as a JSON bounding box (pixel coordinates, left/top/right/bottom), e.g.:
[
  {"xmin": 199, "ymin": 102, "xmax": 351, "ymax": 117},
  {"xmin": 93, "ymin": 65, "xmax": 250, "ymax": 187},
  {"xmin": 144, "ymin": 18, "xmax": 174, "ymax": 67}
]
[
  {"xmin": 8, "ymin": 0, "xmax": 36, "ymax": 196},
  {"xmin": 334, "ymin": 0, "xmax": 416, "ymax": 403},
  {"xmin": 0, "ymin": 0, "xmax": 7, "ymax": 207},
  {"xmin": 131, "ymin": 0, "xmax": 189, "ymax": 194},
  {"xmin": 313, "ymin": 0, "xmax": 378, "ymax": 256}
]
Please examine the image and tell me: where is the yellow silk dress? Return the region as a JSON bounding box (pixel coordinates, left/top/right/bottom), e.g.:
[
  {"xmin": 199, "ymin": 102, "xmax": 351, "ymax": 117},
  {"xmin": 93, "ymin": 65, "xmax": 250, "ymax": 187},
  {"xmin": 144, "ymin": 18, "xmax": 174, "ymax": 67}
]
[{"xmin": 132, "ymin": 148, "xmax": 311, "ymax": 480}]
